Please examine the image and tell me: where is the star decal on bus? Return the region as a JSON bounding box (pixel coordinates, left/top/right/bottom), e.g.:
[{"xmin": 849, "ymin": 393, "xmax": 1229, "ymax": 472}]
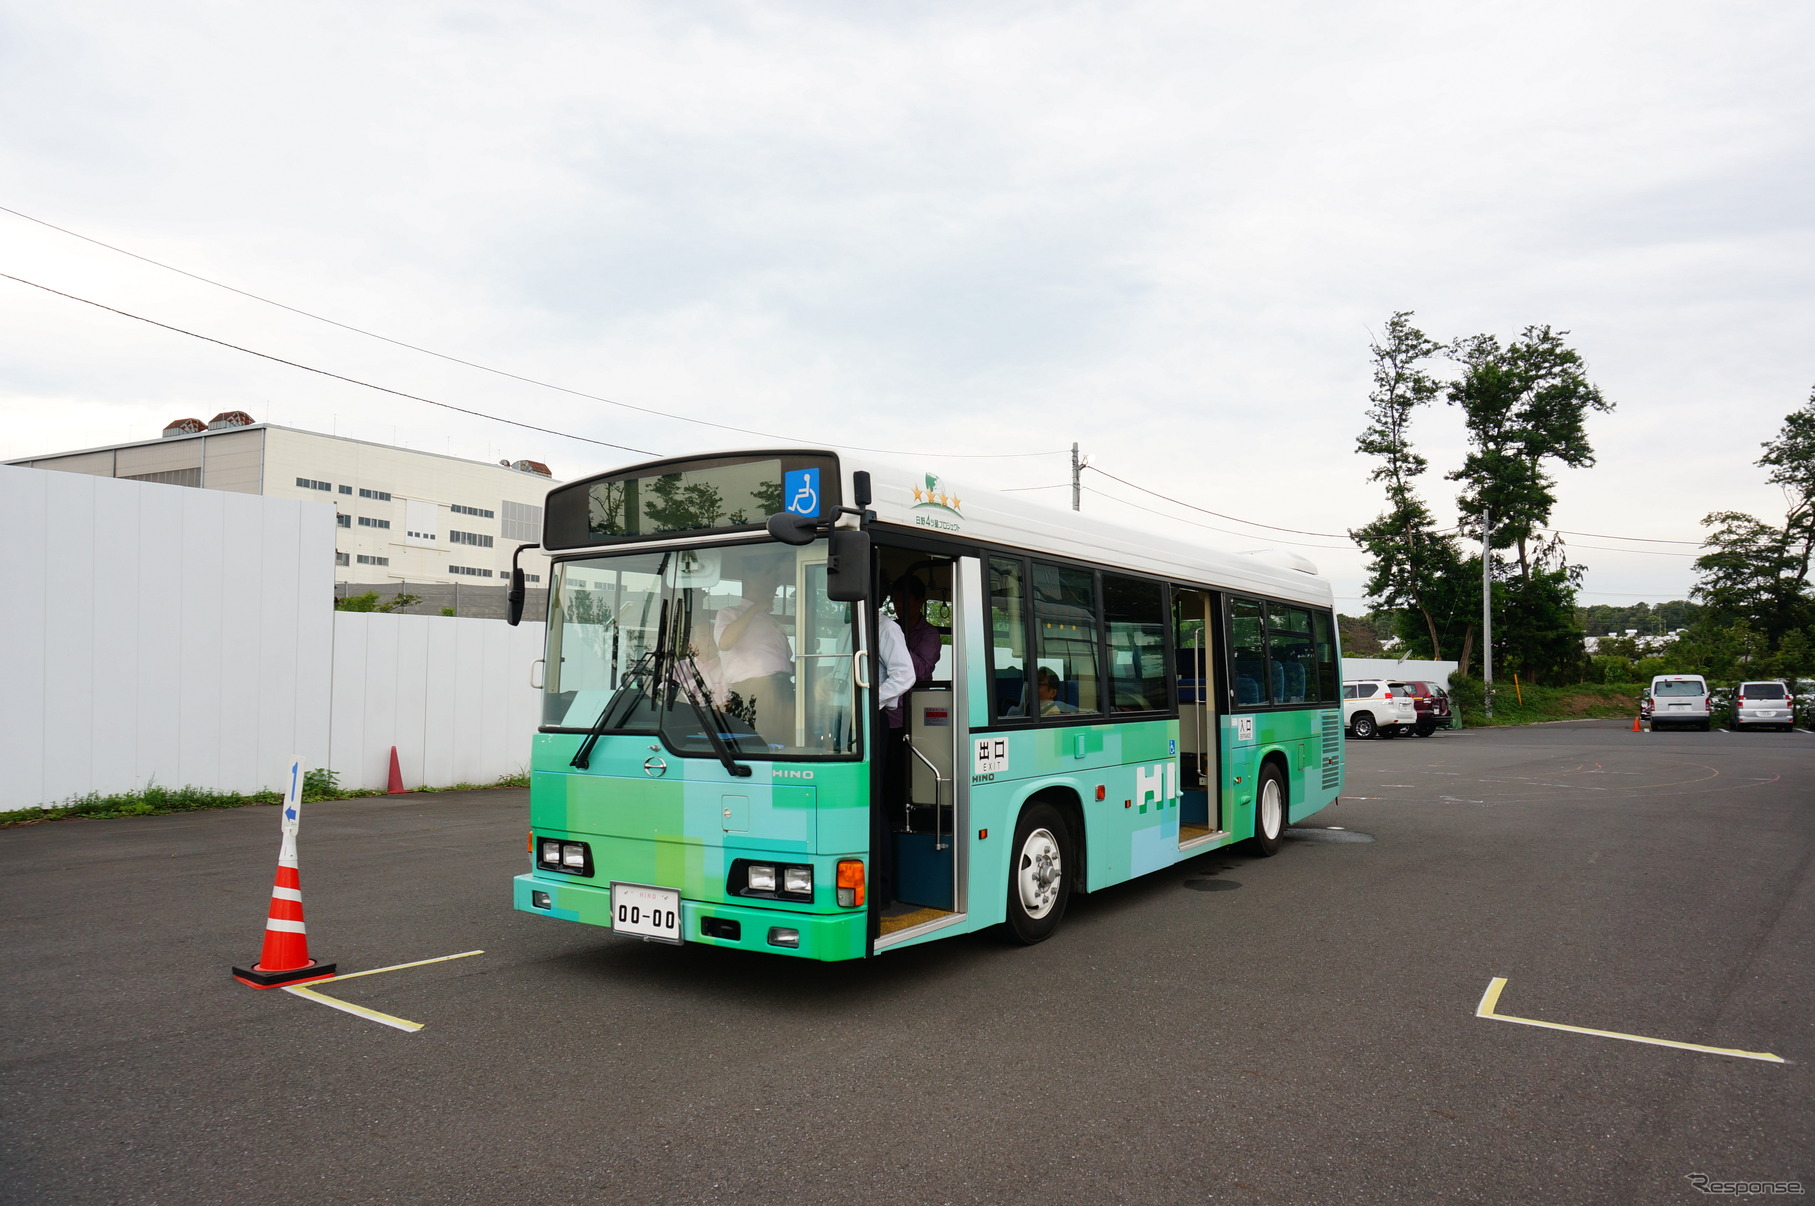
[{"xmin": 912, "ymin": 473, "xmax": 963, "ymax": 520}]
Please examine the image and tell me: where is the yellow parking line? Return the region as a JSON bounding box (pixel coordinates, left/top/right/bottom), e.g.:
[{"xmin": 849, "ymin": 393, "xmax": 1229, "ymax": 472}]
[
  {"xmin": 311, "ymin": 949, "xmax": 484, "ymax": 984},
  {"xmin": 1476, "ymin": 977, "xmax": 1784, "ymax": 1064},
  {"xmin": 284, "ymin": 983, "xmax": 423, "ymax": 1032},
  {"xmin": 279, "ymin": 950, "xmax": 484, "ymax": 1033}
]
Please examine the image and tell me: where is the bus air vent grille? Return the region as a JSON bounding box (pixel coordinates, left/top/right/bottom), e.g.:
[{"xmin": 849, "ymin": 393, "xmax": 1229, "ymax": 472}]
[{"xmin": 1321, "ymin": 711, "xmax": 1342, "ymax": 790}]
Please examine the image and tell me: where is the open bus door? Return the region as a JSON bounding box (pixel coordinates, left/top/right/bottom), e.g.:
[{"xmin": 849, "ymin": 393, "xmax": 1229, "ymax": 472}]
[
  {"xmin": 1175, "ymin": 587, "xmax": 1223, "ymax": 846},
  {"xmin": 872, "ymin": 546, "xmax": 968, "ymax": 948}
]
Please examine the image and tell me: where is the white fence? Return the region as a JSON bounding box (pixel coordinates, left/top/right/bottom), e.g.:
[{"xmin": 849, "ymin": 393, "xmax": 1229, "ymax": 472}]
[
  {"xmin": 328, "ymin": 612, "xmax": 543, "ymax": 792},
  {"xmin": 0, "ymin": 465, "xmax": 545, "ymax": 810}
]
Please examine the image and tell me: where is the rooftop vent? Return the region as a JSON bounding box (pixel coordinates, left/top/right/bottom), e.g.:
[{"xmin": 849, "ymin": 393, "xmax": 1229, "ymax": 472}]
[
  {"xmin": 161, "ymin": 417, "xmax": 207, "ymax": 439},
  {"xmin": 207, "ymin": 410, "xmax": 256, "ymax": 430},
  {"xmin": 1239, "ymin": 548, "xmax": 1320, "ymax": 575},
  {"xmin": 510, "ymin": 459, "xmax": 553, "ymax": 478}
]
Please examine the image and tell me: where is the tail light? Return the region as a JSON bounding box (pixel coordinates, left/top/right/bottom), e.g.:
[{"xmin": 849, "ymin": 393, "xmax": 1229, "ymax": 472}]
[
  {"xmin": 1383, "ymin": 691, "xmax": 1393, "ymax": 700},
  {"xmin": 836, "ymin": 859, "xmax": 866, "ymax": 908}
]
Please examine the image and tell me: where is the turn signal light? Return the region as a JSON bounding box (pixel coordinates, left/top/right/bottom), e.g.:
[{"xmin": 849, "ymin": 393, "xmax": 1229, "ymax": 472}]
[{"xmin": 836, "ymin": 859, "xmax": 865, "ymax": 908}]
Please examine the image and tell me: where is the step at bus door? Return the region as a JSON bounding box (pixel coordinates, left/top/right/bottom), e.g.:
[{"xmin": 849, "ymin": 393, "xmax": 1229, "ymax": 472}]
[{"xmin": 900, "ymin": 687, "xmax": 957, "ymax": 911}]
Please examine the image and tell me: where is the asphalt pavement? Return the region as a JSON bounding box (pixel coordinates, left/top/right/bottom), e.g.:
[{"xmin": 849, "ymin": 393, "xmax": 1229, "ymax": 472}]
[{"xmin": 2, "ymin": 719, "xmax": 1810, "ymax": 1204}]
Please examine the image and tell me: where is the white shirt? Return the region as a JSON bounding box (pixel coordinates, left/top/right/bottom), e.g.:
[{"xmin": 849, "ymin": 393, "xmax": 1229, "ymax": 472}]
[
  {"xmin": 876, "ymin": 616, "xmax": 916, "ymax": 715},
  {"xmin": 713, "ymin": 600, "xmax": 794, "ymax": 684}
]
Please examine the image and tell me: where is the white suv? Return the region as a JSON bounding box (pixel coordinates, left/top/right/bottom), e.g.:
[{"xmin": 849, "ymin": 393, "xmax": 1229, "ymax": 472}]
[
  {"xmin": 1733, "ymin": 680, "xmax": 1797, "ymax": 731},
  {"xmin": 1342, "ymin": 679, "xmax": 1418, "ymax": 739}
]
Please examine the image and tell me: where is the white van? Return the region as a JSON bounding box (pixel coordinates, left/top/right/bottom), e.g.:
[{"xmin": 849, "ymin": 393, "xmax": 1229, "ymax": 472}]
[
  {"xmin": 1342, "ymin": 679, "xmax": 1419, "ymax": 739},
  {"xmin": 1644, "ymin": 674, "xmax": 1712, "ymax": 731}
]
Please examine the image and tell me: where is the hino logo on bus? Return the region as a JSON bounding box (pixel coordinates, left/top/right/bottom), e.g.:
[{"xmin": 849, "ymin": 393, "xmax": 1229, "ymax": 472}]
[{"xmin": 773, "ymin": 769, "xmax": 815, "ymax": 780}]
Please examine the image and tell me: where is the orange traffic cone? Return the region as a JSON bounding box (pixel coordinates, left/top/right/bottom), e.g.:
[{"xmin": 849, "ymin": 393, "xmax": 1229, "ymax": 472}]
[
  {"xmin": 1632, "ymin": 716, "xmax": 1642, "ymax": 732},
  {"xmin": 233, "ymin": 761, "xmax": 335, "ymax": 989},
  {"xmin": 387, "ymin": 746, "xmax": 406, "ymax": 794}
]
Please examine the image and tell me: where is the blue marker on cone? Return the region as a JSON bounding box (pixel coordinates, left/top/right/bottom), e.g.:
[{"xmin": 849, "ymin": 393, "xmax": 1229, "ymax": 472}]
[{"xmin": 233, "ymin": 758, "xmax": 336, "ymax": 988}]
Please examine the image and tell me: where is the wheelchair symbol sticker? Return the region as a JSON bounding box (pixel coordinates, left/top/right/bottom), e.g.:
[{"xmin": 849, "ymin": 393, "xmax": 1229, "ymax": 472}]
[{"xmin": 783, "ymin": 469, "xmax": 820, "ymax": 518}]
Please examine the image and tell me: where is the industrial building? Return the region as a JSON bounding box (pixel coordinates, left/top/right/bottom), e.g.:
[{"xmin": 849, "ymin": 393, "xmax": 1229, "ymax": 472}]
[{"xmin": 7, "ymin": 412, "xmax": 560, "ymax": 589}]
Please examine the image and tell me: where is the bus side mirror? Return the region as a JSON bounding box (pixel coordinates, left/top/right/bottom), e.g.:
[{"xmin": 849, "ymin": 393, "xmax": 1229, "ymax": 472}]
[
  {"xmin": 826, "ymin": 529, "xmax": 870, "ymax": 602},
  {"xmin": 507, "ymin": 567, "xmax": 526, "ymax": 626},
  {"xmin": 766, "ymin": 511, "xmax": 818, "ymax": 546}
]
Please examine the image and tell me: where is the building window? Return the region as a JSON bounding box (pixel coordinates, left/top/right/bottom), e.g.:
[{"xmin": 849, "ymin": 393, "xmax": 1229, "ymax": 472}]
[
  {"xmin": 356, "ymin": 555, "xmax": 389, "ymax": 566},
  {"xmin": 501, "ymin": 500, "xmax": 542, "ymax": 541},
  {"xmin": 524, "ymin": 573, "xmax": 540, "ymax": 583},
  {"xmin": 448, "ymin": 564, "xmax": 494, "ymax": 577},
  {"xmin": 339, "ymin": 484, "xmax": 353, "ymax": 495},
  {"xmin": 296, "ymin": 477, "xmax": 332, "ymax": 491},
  {"xmin": 335, "ymin": 551, "xmax": 350, "ymax": 566},
  {"xmin": 451, "ymin": 504, "xmax": 494, "ymax": 518},
  {"xmin": 406, "ymin": 530, "xmax": 436, "ymax": 540},
  {"xmin": 358, "ymin": 488, "xmax": 392, "ymax": 501},
  {"xmin": 336, "ymin": 514, "xmax": 351, "ymax": 528},
  {"xmin": 449, "ymin": 530, "xmax": 495, "ymax": 548},
  {"xmin": 357, "ymin": 516, "xmax": 391, "ymax": 529}
]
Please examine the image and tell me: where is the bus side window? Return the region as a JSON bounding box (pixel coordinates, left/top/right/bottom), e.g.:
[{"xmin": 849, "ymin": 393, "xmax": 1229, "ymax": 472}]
[
  {"xmin": 1230, "ymin": 597, "xmax": 1267, "ymax": 706},
  {"xmin": 989, "ymin": 558, "xmax": 1030, "ymax": 720}
]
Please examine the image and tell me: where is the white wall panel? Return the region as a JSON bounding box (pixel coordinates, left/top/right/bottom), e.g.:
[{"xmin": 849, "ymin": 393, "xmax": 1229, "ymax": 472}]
[
  {"xmin": 133, "ymin": 484, "xmax": 186, "ymax": 791},
  {"xmin": 41, "ymin": 475, "xmax": 97, "ymax": 804},
  {"xmin": 0, "ymin": 469, "xmax": 51, "ymax": 808},
  {"xmin": 88, "ymin": 474, "xmax": 141, "ymax": 799},
  {"xmin": 176, "ymin": 488, "xmax": 228, "ymax": 793}
]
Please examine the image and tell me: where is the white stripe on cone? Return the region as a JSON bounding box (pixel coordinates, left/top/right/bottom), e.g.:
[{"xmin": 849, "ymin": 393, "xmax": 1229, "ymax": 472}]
[
  {"xmin": 265, "ymin": 919, "xmax": 308, "ymax": 934},
  {"xmin": 271, "ymin": 886, "xmax": 304, "ymax": 901}
]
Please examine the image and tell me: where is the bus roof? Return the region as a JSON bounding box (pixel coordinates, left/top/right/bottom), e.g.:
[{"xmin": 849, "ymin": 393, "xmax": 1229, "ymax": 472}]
[{"xmin": 838, "ymin": 449, "xmax": 1333, "ymax": 609}]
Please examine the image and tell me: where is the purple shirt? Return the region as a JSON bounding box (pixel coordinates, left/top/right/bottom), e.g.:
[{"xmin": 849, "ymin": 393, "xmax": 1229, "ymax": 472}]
[{"xmin": 885, "ymin": 618, "xmax": 942, "ymax": 729}]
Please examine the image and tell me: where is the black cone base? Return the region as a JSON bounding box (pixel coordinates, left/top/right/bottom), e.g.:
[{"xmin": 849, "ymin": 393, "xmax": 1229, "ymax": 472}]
[{"xmin": 232, "ymin": 960, "xmax": 337, "ymax": 989}]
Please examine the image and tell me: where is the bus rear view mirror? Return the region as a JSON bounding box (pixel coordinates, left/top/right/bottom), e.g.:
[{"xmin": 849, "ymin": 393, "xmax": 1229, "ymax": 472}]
[
  {"xmin": 507, "ymin": 567, "xmax": 526, "ymax": 626},
  {"xmin": 766, "ymin": 511, "xmax": 818, "ymax": 546},
  {"xmin": 826, "ymin": 529, "xmax": 870, "ymax": 602}
]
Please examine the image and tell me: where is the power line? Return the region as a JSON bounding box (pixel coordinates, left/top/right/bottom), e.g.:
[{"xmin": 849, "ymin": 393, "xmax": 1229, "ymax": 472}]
[
  {"xmin": 1083, "ymin": 464, "xmax": 1355, "ymax": 539},
  {"xmin": 1080, "ymin": 483, "xmax": 1355, "ymax": 551},
  {"xmin": 1, "ymin": 273, "xmax": 662, "ymax": 456},
  {"xmin": 0, "ymin": 204, "xmax": 1067, "ymax": 460},
  {"xmin": 1543, "ymin": 527, "xmax": 1701, "ymax": 546},
  {"xmin": 1000, "ymin": 482, "xmax": 1069, "ymax": 492}
]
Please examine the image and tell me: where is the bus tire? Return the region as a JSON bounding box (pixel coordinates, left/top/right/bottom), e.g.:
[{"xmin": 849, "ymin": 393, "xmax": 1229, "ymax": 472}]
[
  {"xmin": 1250, "ymin": 763, "xmax": 1286, "ymax": 857},
  {"xmin": 1005, "ymin": 802, "xmax": 1071, "ymax": 945},
  {"xmin": 1350, "ymin": 713, "xmax": 1377, "ymax": 739}
]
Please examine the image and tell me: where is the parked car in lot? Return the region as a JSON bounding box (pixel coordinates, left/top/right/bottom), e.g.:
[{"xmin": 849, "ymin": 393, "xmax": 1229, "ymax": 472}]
[
  {"xmin": 1644, "ymin": 674, "xmax": 1712, "ymax": 731},
  {"xmin": 1733, "ymin": 680, "xmax": 1797, "ymax": 731},
  {"xmin": 1397, "ymin": 680, "xmax": 1454, "ymax": 736},
  {"xmin": 1342, "ymin": 679, "xmax": 1418, "ymax": 739}
]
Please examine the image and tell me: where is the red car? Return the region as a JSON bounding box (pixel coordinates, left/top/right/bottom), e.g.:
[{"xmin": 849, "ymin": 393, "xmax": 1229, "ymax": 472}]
[{"xmin": 1398, "ymin": 681, "xmax": 1454, "ymax": 736}]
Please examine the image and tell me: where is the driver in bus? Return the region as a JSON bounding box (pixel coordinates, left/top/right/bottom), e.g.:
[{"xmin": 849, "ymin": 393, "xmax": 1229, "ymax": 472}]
[{"xmin": 714, "ymin": 561, "xmax": 795, "ymax": 746}]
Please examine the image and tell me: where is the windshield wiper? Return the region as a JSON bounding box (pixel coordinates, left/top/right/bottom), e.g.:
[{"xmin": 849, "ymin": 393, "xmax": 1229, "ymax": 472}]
[
  {"xmin": 570, "ymin": 649, "xmax": 658, "ymax": 770},
  {"xmin": 672, "ymin": 657, "xmax": 752, "ymax": 778}
]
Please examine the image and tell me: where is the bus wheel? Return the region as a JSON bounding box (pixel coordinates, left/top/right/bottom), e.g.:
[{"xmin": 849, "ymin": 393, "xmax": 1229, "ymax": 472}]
[
  {"xmin": 1250, "ymin": 765, "xmax": 1285, "ymax": 857},
  {"xmin": 1006, "ymin": 802, "xmax": 1070, "ymax": 944},
  {"xmin": 1351, "ymin": 713, "xmax": 1377, "ymax": 739}
]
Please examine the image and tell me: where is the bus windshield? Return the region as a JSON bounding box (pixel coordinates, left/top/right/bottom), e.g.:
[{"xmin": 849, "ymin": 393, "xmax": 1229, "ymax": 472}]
[{"xmin": 542, "ymin": 540, "xmax": 860, "ymax": 758}]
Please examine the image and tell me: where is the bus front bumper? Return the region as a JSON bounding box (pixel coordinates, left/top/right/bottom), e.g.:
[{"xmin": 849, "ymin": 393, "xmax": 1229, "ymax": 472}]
[{"xmin": 512, "ymin": 873, "xmax": 868, "ymax": 961}]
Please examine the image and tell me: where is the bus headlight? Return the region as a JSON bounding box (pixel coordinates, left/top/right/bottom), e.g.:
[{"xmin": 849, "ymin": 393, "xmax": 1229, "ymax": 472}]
[
  {"xmin": 782, "ymin": 866, "xmax": 813, "ymax": 895},
  {"xmin": 536, "ymin": 838, "xmax": 592, "ymax": 876},
  {"xmin": 747, "ymin": 864, "xmax": 778, "ymax": 892},
  {"xmin": 732, "ymin": 860, "xmax": 814, "ymax": 901}
]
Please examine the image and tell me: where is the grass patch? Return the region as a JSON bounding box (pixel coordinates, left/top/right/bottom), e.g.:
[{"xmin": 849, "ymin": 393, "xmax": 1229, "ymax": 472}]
[
  {"xmin": 1448, "ymin": 677, "xmax": 1641, "ymax": 728},
  {"xmin": 1, "ymin": 770, "xmax": 529, "ymax": 828}
]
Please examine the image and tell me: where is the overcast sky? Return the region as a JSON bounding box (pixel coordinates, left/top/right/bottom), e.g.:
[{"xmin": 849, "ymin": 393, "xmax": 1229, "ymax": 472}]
[{"xmin": 3, "ymin": 0, "xmax": 1811, "ymax": 612}]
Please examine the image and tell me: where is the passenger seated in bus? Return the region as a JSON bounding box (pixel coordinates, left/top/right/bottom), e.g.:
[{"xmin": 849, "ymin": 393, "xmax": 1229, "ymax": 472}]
[
  {"xmin": 1008, "ymin": 667, "xmax": 1079, "ymax": 717},
  {"xmin": 714, "ymin": 562, "xmax": 794, "ymax": 746}
]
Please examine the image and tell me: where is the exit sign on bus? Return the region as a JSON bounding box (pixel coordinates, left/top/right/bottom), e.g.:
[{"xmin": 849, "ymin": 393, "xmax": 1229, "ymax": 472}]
[{"xmin": 974, "ymin": 738, "xmax": 1008, "ymax": 776}]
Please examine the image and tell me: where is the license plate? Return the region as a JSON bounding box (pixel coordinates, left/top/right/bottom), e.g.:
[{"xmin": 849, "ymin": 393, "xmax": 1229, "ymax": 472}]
[
  {"xmin": 610, "ymin": 883, "xmax": 683, "ymax": 944},
  {"xmin": 1669, "ymin": 703, "xmax": 1689, "ymax": 710}
]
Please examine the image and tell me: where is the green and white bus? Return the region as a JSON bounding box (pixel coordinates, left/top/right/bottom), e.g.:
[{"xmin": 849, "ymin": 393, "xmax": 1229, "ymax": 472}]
[{"xmin": 509, "ymin": 450, "xmax": 1344, "ymax": 959}]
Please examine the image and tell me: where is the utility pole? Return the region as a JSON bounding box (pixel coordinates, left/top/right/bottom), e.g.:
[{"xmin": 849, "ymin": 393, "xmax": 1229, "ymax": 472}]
[
  {"xmin": 1071, "ymin": 442, "xmax": 1082, "ymax": 511},
  {"xmin": 1482, "ymin": 508, "xmax": 1493, "ymax": 719}
]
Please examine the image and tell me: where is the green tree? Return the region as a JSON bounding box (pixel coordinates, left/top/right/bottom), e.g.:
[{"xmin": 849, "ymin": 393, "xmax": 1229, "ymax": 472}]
[
  {"xmin": 1448, "ymin": 325, "xmax": 1612, "ymax": 581},
  {"xmin": 1349, "ymin": 312, "xmax": 1466, "ymax": 659},
  {"xmin": 1692, "ymin": 385, "xmax": 1815, "ymax": 651},
  {"xmin": 1446, "ymin": 325, "xmax": 1610, "ymax": 682}
]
